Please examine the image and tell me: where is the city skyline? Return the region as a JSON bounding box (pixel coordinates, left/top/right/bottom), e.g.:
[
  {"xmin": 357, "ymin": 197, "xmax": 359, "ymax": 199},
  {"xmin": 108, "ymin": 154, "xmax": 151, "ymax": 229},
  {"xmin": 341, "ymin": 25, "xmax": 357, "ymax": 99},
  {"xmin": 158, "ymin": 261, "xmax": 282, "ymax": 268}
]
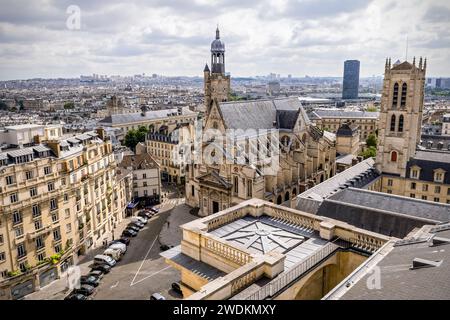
[{"xmin": 0, "ymin": 0, "xmax": 449, "ymax": 81}]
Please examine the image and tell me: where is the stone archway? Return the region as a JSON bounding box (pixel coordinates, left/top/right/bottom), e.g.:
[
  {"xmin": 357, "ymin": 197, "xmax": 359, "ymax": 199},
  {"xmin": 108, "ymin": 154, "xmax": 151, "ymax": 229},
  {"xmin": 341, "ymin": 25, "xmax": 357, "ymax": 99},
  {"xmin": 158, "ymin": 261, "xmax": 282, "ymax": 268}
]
[
  {"xmin": 294, "ymin": 263, "xmax": 340, "ymax": 300},
  {"xmin": 277, "ymin": 195, "xmax": 282, "ymax": 205},
  {"xmin": 292, "ymin": 188, "xmax": 297, "ymax": 196},
  {"xmin": 284, "ymin": 191, "xmax": 290, "ymax": 202}
]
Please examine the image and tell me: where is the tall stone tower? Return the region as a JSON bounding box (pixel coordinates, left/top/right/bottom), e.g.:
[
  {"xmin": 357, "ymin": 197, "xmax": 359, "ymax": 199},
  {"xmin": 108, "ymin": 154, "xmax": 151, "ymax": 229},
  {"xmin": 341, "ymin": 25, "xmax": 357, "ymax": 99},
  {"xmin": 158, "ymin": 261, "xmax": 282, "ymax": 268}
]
[
  {"xmin": 204, "ymin": 27, "xmax": 231, "ymax": 118},
  {"xmin": 376, "ymin": 57, "xmax": 426, "ymax": 177}
]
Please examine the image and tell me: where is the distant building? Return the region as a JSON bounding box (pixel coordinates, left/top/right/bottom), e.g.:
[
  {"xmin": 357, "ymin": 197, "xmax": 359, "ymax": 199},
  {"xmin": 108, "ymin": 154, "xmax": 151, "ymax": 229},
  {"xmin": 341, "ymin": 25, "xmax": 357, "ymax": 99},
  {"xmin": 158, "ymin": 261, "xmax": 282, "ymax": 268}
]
[
  {"xmin": 342, "ymin": 60, "xmax": 360, "ymax": 99},
  {"xmin": 442, "ymin": 114, "xmax": 450, "ymax": 136}
]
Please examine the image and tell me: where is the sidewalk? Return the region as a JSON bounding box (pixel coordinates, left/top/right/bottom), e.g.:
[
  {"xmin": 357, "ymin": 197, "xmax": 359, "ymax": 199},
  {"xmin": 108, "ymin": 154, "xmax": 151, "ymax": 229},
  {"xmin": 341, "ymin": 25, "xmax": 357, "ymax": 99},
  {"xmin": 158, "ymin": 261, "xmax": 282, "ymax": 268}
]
[{"xmin": 159, "ymin": 202, "xmax": 198, "ymax": 247}]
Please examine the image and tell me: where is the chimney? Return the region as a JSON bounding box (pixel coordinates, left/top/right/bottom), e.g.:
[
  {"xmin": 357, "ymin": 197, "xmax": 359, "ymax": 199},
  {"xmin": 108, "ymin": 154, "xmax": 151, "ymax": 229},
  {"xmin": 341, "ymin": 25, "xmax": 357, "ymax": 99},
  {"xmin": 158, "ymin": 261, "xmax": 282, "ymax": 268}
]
[
  {"xmin": 46, "ymin": 140, "xmax": 61, "ymax": 158},
  {"xmin": 96, "ymin": 127, "xmax": 106, "ymax": 140}
]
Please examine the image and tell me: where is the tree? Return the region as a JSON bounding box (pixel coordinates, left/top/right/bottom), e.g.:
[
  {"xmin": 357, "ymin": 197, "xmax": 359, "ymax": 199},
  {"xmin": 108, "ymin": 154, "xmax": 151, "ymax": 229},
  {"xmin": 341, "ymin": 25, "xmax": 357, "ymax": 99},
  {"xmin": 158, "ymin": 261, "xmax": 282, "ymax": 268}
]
[
  {"xmin": 123, "ymin": 126, "xmax": 149, "ymax": 150},
  {"xmin": 360, "ymin": 146, "xmax": 377, "ymax": 159},
  {"xmin": 64, "ymin": 102, "xmax": 75, "ymax": 109},
  {"xmin": 366, "ymin": 133, "xmax": 377, "ymax": 148}
]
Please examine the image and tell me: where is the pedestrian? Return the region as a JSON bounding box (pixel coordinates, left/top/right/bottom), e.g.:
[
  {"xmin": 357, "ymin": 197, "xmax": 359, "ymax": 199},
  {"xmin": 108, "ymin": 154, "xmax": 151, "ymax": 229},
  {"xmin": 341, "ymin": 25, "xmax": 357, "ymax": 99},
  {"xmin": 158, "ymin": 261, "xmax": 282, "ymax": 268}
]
[{"xmin": 167, "ymin": 220, "xmax": 170, "ymax": 228}]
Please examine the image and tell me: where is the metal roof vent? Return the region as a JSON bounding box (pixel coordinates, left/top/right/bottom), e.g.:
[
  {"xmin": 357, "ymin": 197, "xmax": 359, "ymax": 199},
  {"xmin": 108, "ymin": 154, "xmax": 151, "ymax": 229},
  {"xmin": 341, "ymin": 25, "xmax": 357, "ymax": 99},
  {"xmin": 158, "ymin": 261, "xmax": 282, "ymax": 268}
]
[
  {"xmin": 410, "ymin": 258, "xmax": 442, "ymax": 270},
  {"xmin": 431, "ymin": 236, "xmax": 450, "ymax": 247}
]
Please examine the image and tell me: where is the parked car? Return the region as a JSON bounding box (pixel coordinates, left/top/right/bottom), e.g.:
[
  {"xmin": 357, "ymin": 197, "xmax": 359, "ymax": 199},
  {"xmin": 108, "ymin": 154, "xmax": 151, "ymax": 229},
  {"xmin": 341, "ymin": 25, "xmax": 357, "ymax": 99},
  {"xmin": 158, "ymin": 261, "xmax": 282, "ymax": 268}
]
[
  {"xmin": 117, "ymin": 237, "xmax": 131, "ymax": 245},
  {"xmin": 65, "ymin": 293, "xmax": 88, "ymax": 300},
  {"xmin": 94, "ymin": 254, "xmax": 116, "ymax": 267},
  {"xmin": 171, "ymin": 282, "xmax": 182, "ymax": 295},
  {"xmin": 150, "ymin": 292, "xmax": 166, "ymax": 300},
  {"xmin": 91, "ymin": 264, "xmax": 111, "ymax": 274},
  {"xmin": 126, "ymin": 224, "xmax": 141, "ymax": 232},
  {"xmin": 108, "ymin": 242, "xmax": 127, "ymax": 254},
  {"xmin": 80, "ymin": 275, "xmax": 100, "ymax": 287},
  {"xmin": 88, "ymin": 270, "xmax": 105, "ymax": 280},
  {"xmin": 103, "ymin": 248, "xmax": 122, "ymax": 261},
  {"xmin": 148, "ymin": 207, "xmax": 160, "ymax": 213},
  {"xmin": 128, "ymin": 221, "xmax": 144, "ymax": 229},
  {"xmin": 138, "ymin": 211, "xmax": 152, "ymax": 219},
  {"xmin": 74, "ymin": 284, "xmax": 95, "ymax": 296},
  {"xmin": 122, "ymin": 229, "xmax": 138, "ymax": 237},
  {"xmin": 131, "ymin": 216, "xmax": 148, "ymax": 225}
]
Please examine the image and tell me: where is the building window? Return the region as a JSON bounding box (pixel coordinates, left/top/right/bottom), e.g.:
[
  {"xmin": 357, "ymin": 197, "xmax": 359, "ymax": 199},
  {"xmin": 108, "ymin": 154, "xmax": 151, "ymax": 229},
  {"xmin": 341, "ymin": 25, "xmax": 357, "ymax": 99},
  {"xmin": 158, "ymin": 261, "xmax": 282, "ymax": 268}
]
[
  {"xmin": 54, "ymin": 244, "xmax": 62, "ymax": 253},
  {"xmin": 30, "ymin": 187, "xmax": 38, "ymax": 198},
  {"xmin": 392, "ymin": 83, "xmax": 399, "ymax": 108},
  {"xmin": 247, "ymin": 180, "xmax": 252, "ymax": 197},
  {"xmin": 25, "ymin": 171, "xmax": 33, "ymax": 180},
  {"xmin": 390, "ymin": 115, "xmax": 396, "ymax": 131},
  {"xmin": 15, "ymin": 227, "xmax": 23, "ymax": 238},
  {"xmin": 36, "ymin": 236, "xmax": 44, "ymax": 249},
  {"xmin": 44, "ymin": 166, "xmax": 52, "ymax": 175},
  {"xmin": 191, "ymin": 185, "xmax": 195, "ymax": 197},
  {"xmin": 447, "ymin": 187, "xmax": 450, "ymax": 195},
  {"xmin": 411, "ymin": 169, "xmax": 419, "ymax": 179},
  {"xmin": 390, "ymin": 151, "xmax": 397, "ymax": 162},
  {"xmin": 434, "ymin": 172, "xmax": 444, "ymax": 183},
  {"xmin": 50, "ymin": 198, "xmax": 57, "ymax": 211},
  {"xmin": 387, "ymin": 189, "xmax": 392, "ymax": 194},
  {"xmin": 32, "ymin": 204, "xmax": 41, "ymax": 218},
  {"xmin": 34, "ymin": 219, "xmax": 42, "ymax": 231},
  {"xmin": 410, "ymin": 182, "xmax": 416, "ymax": 190},
  {"xmin": 12, "ymin": 211, "xmax": 22, "ymax": 225},
  {"xmin": 53, "ymin": 228, "xmax": 61, "ymax": 241},
  {"xmin": 434, "ymin": 197, "xmax": 440, "ymax": 202},
  {"xmin": 234, "ymin": 176, "xmax": 239, "ymax": 194},
  {"xmin": 0, "ymin": 252, "xmax": 5, "ymax": 262},
  {"xmin": 10, "ymin": 193, "xmax": 19, "ymax": 203},
  {"xmin": 0, "ymin": 234, "xmax": 3, "ymax": 244},
  {"xmin": 410, "ymin": 193, "xmax": 415, "ymax": 198},
  {"xmin": 143, "ymin": 173, "xmax": 147, "ymax": 179},
  {"xmin": 37, "ymin": 253, "xmax": 46, "ymax": 262},
  {"xmin": 48, "ymin": 182, "xmax": 55, "ymax": 192},
  {"xmin": 435, "ymin": 186, "xmax": 441, "ymax": 194},
  {"xmin": 51, "ymin": 212, "xmax": 59, "ymax": 223},
  {"xmin": 400, "ymin": 83, "xmax": 407, "ymax": 108},
  {"xmin": 423, "ymin": 184, "xmax": 428, "ymax": 192},
  {"xmin": 17, "ymin": 243, "xmax": 26, "ymax": 258},
  {"xmin": 422, "ymin": 195, "xmax": 427, "ymax": 200},
  {"xmin": 398, "ymin": 115, "xmax": 404, "ymax": 132},
  {"xmin": 5, "ymin": 175, "xmax": 15, "ymax": 185},
  {"xmin": 387, "ymin": 179, "xmax": 393, "ymax": 187},
  {"xmin": 66, "ymin": 223, "xmax": 72, "ymax": 233}
]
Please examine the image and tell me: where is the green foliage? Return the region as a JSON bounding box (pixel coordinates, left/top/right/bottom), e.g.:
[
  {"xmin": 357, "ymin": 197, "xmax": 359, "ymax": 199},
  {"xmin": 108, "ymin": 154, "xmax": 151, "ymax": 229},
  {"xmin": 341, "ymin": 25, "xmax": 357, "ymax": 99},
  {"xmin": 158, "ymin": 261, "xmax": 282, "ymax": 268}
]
[
  {"xmin": 7, "ymin": 270, "xmax": 21, "ymax": 277},
  {"xmin": 359, "ymin": 146, "xmax": 377, "ymax": 159},
  {"xmin": 64, "ymin": 101, "xmax": 75, "ymax": 109},
  {"xmin": 366, "ymin": 106, "xmax": 378, "ymax": 112},
  {"xmin": 366, "ymin": 133, "xmax": 377, "ymax": 148},
  {"xmin": 124, "ymin": 126, "xmax": 148, "ymax": 150}
]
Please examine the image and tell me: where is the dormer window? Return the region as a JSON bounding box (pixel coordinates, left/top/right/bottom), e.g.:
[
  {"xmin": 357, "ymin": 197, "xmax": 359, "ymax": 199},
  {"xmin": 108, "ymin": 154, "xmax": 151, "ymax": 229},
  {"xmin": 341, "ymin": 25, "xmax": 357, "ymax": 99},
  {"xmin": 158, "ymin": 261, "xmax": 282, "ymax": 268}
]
[{"xmin": 434, "ymin": 169, "xmax": 445, "ymax": 183}]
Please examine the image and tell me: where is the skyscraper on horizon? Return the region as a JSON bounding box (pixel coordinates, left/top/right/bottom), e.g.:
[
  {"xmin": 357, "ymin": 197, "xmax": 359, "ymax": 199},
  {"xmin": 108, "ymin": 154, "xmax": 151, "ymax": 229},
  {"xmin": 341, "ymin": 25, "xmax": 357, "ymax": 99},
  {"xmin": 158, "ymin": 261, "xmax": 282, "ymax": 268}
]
[{"xmin": 342, "ymin": 60, "xmax": 360, "ymax": 99}]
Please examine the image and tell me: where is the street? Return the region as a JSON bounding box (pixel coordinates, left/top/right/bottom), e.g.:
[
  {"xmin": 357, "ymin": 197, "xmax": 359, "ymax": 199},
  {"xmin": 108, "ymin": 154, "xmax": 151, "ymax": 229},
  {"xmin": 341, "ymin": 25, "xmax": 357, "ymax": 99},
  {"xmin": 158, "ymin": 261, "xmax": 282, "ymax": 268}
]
[{"xmin": 24, "ymin": 185, "xmax": 197, "ymax": 300}]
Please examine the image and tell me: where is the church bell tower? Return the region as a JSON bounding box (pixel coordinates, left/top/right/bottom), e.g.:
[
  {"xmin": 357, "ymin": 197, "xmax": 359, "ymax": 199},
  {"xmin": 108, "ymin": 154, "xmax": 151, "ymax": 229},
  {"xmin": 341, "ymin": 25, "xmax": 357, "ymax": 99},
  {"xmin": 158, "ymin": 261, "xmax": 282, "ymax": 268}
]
[
  {"xmin": 204, "ymin": 27, "xmax": 231, "ymax": 119},
  {"xmin": 376, "ymin": 57, "xmax": 426, "ymax": 177}
]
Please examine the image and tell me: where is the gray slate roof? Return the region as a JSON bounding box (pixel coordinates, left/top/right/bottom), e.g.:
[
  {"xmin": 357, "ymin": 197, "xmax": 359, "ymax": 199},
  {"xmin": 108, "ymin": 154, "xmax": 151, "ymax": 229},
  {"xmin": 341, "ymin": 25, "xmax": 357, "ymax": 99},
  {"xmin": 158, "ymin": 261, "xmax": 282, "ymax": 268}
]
[
  {"xmin": 218, "ymin": 97, "xmax": 310, "ymax": 131},
  {"xmin": 340, "ymin": 226, "xmax": 450, "ymax": 300},
  {"xmin": 317, "ymin": 188, "xmax": 450, "ymax": 238},
  {"xmin": 406, "ymin": 150, "xmax": 450, "ymax": 184},
  {"xmin": 98, "ymin": 108, "xmax": 195, "ymax": 125},
  {"xmin": 309, "ymin": 109, "xmax": 379, "ymax": 120}
]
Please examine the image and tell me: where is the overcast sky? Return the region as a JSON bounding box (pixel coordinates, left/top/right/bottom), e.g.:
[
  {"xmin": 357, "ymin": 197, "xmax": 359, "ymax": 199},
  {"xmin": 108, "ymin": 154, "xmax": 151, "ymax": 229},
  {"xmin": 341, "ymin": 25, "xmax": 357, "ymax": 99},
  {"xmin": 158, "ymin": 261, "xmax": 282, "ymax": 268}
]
[{"xmin": 0, "ymin": 0, "xmax": 449, "ymax": 80}]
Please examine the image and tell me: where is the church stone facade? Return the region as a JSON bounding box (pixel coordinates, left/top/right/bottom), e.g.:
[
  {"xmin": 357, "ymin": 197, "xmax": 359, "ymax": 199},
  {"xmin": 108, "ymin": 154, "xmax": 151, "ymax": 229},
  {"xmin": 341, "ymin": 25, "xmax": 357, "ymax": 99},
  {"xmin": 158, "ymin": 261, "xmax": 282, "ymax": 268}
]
[{"xmin": 185, "ymin": 29, "xmax": 336, "ymax": 216}]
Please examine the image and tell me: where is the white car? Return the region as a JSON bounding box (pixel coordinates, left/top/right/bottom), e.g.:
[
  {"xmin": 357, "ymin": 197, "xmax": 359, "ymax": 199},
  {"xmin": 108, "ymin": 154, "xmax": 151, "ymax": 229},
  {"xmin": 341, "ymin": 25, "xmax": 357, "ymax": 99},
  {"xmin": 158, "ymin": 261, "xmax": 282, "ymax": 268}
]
[
  {"xmin": 131, "ymin": 216, "xmax": 148, "ymax": 225},
  {"xmin": 108, "ymin": 242, "xmax": 127, "ymax": 254}
]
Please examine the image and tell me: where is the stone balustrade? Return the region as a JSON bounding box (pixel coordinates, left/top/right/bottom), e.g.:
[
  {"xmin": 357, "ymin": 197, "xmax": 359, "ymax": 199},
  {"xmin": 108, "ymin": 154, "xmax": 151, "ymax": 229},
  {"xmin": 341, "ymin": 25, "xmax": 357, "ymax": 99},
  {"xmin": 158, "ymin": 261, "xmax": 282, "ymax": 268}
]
[{"xmin": 203, "ymin": 235, "xmax": 252, "ymax": 266}]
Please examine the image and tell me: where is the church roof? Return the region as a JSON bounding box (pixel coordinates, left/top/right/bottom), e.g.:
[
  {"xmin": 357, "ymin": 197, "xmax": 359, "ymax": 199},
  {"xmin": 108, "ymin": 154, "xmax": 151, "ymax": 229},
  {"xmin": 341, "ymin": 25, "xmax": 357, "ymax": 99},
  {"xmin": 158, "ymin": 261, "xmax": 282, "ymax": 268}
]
[
  {"xmin": 119, "ymin": 152, "xmax": 159, "ymax": 170},
  {"xmin": 218, "ymin": 97, "xmax": 310, "ymax": 131},
  {"xmin": 391, "ymin": 61, "xmax": 414, "ymax": 71},
  {"xmin": 204, "ymin": 63, "xmax": 210, "ymax": 72}
]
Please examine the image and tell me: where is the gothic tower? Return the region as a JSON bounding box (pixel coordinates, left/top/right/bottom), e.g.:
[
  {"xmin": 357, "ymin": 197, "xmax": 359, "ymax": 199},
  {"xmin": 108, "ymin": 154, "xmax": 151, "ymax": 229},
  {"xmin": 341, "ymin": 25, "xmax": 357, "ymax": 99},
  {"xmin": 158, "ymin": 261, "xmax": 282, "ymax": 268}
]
[
  {"xmin": 204, "ymin": 27, "xmax": 231, "ymax": 119},
  {"xmin": 376, "ymin": 57, "xmax": 426, "ymax": 177}
]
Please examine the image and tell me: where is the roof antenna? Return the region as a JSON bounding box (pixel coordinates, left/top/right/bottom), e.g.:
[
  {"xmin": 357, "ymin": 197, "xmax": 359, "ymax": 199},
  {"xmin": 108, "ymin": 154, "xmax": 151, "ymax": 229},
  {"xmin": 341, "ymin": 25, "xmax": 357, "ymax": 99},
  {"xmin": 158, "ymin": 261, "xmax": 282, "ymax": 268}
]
[{"xmin": 405, "ymin": 34, "xmax": 409, "ymax": 62}]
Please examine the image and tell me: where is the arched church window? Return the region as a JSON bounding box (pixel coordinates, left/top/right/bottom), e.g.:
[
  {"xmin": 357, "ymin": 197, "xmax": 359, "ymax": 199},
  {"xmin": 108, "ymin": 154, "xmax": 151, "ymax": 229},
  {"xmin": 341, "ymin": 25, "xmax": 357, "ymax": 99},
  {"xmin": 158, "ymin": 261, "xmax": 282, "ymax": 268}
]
[
  {"xmin": 390, "ymin": 114, "xmax": 396, "ymax": 131},
  {"xmin": 400, "ymin": 83, "xmax": 407, "ymax": 108},
  {"xmin": 213, "ymin": 121, "xmax": 218, "ymax": 129},
  {"xmin": 398, "ymin": 115, "xmax": 404, "ymax": 132},
  {"xmin": 391, "ymin": 151, "xmax": 398, "ymax": 162},
  {"xmin": 392, "ymin": 83, "xmax": 399, "ymax": 108}
]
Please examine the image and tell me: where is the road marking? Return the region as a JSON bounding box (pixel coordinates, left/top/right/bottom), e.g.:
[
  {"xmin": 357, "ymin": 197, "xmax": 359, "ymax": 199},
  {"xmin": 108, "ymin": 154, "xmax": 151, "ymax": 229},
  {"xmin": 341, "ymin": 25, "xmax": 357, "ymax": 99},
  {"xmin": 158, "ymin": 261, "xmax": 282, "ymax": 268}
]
[
  {"xmin": 130, "ymin": 236, "xmax": 158, "ymax": 286},
  {"xmin": 130, "ymin": 266, "xmax": 172, "ymax": 287},
  {"xmin": 110, "ymin": 281, "xmax": 119, "ymax": 289}
]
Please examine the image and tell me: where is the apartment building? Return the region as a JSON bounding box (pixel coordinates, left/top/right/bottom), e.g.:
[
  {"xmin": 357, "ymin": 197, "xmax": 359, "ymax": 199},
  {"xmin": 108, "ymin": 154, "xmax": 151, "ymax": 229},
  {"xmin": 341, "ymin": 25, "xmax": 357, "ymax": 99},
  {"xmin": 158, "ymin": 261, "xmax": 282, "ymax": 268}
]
[
  {"xmin": 309, "ymin": 109, "xmax": 379, "ymax": 141},
  {"xmin": 0, "ymin": 128, "xmax": 131, "ymax": 299}
]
